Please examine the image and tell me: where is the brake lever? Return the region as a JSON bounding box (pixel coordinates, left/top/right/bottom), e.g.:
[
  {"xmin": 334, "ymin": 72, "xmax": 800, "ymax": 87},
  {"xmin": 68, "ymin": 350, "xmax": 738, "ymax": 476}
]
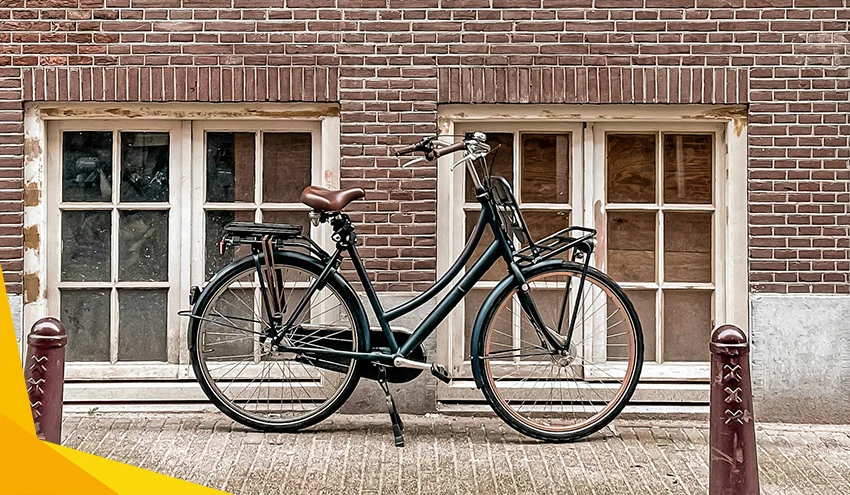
[
  {"xmin": 401, "ymin": 156, "xmax": 427, "ymax": 168},
  {"xmin": 451, "ymin": 154, "xmax": 472, "ymax": 171}
]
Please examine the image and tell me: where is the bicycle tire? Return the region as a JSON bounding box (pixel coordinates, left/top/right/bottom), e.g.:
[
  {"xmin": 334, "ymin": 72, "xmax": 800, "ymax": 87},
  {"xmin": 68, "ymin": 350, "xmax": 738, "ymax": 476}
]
[
  {"xmin": 189, "ymin": 250, "xmax": 366, "ymax": 432},
  {"xmin": 474, "ymin": 260, "xmax": 643, "ymax": 442}
]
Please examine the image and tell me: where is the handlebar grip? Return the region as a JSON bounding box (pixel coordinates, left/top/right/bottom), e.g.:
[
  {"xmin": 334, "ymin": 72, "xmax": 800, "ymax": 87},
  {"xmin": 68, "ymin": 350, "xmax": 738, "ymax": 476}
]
[
  {"xmin": 432, "ymin": 140, "xmax": 467, "ymax": 158},
  {"xmin": 394, "ymin": 143, "xmax": 419, "ymax": 156}
]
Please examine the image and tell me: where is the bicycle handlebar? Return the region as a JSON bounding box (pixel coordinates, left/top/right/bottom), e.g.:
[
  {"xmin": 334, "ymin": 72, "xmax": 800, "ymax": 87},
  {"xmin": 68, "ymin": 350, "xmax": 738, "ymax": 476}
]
[
  {"xmin": 393, "ymin": 136, "xmax": 470, "ymax": 161},
  {"xmin": 431, "ymin": 140, "xmax": 466, "ymax": 158},
  {"xmin": 394, "ymin": 143, "xmax": 419, "ymax": 156}
]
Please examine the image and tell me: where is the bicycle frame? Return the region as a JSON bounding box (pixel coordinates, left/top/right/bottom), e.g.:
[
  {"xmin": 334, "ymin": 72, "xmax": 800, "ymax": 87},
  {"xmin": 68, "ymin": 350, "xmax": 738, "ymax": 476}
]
[{"xmin": 272, "ymin": 155, "xmax": 593, "ymax": 370}]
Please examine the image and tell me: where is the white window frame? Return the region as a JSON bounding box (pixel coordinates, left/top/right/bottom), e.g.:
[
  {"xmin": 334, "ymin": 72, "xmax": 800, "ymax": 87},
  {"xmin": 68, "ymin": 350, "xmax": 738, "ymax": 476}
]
[
  {"xmin": 592, "ymin": 122, "xmax": 725, "ymax": 380},
  {"xmin": 436, "ymin": 104, "xmax": 747, "ymax": 404},
  {"xmin": 45, "ymin": 119, "xmax": 184, "ymax": 380},
  {"xmin": 24, "ymin": 103, "xmax": 340, "ymax": 392},
  {"xmin": 447, "ymin": 122, "xmax": 584, "ymax": 380}
]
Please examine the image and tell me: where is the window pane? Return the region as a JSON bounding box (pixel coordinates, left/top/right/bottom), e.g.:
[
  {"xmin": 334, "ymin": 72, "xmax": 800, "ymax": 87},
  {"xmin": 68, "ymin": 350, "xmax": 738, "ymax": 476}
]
[
  {"xmin": 621, "ymin": 290, "xmax": 656, "ymax": 362},
  {"xmin": 118, "ymin": 289, "xmax": 167, "ymax": 361},
  {"xmin": 118, "ymin": 210, "xmax": 169, "ymax": 282},
  {"xmin": 120, "ymin": 132, "xmax": 169, "ymax": 202},
  {"xmin": 205, "ymin": 210, "xmax": 254, "ymax": 279},
  {"xmin": 522, "ymin": 210, "xmax": 570, "ymax": 246},
  {"xmin": 664, "ymin": 212, "xmax": 712, "ymax": 283},
  {"xmin": 61, "ymin": 289, "xmax": 110, "ymax": 362},
  {"xmin": 262, "ymin": 132, "xmax": 311, "ymax": 203},
  {"xmin": 206, "ymin": 132, "xmax": 255, "ymax": 203},
  {"xmin": 663, "ymin": 134, "xmax": 712, "ymax": 204},
  {"xmin": 466, "ymin": 132, "xmax": 513, "ymax": 203},
  {"xmin": 607, "ymin": 211, "xmax": 655, "ymax": 282},
  {"xmin": 202, "ymin": 288, "xmax": 256, "ymax": 360},
  {"xmin": 607, "ymin": 134, "xmax": 656, "ymax": 203},
  {"xmin": 519, "ymin": 289, "xmax": 566, "ymax": 361},
  {"xmin": 61, "ymin": 210, "xmax": 111, "ymax": 282},
  {"xmin": 62, "ymin": 131, "xmax": 112, "ymax": 202},
  {"xmin": 520, "ymin": 134, "xmax": 569, "ymax": 204},
  {"xmin": 663, "ymin": 290, "xmax": 712, "ymax": 362},
  {"xmin": 465, "ymin": 210, "xmax": 506, "ymax": 282},
  {"xmin": 465, "ymin": 289, "xmax": 511, "ymax": 353},
  {"xmin": 260, "ymin": 210, "xmax": 310, "ymax": 237}
]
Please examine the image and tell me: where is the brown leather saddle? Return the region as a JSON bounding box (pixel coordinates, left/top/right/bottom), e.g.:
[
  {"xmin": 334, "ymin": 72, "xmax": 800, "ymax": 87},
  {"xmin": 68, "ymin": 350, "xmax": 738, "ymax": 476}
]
[{"xmin": 300, "ymin": 185, "xmax": 364, "ymax": 212}]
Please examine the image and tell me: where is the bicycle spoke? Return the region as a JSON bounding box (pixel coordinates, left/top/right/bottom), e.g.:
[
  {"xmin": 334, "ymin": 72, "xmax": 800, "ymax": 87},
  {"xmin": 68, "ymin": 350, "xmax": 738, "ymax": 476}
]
[
  {"xmin": 194, "ymin": 260, "xmax": 359, "ymax": 428},
  {"xmin": 480, "ymin": 264, "xmax": 641, "ymax": 438}
]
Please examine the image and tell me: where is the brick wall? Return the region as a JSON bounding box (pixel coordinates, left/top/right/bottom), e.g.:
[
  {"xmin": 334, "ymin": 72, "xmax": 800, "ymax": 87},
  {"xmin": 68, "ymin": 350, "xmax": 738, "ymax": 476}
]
[{"xmin": 0, "ymin": 1, "xmax": 848, "ymax": 296}]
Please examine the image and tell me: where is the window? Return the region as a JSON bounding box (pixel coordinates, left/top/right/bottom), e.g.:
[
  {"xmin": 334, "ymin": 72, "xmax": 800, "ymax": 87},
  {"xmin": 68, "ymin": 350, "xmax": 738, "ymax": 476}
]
[
  {"xmin": 49, "ymin": 121, "xmax": 182, "ymax": 366},
  {"xmin": 438, "ymin": 106, "xmax": 746, "ymax": 391},
  {"xmin": 43, "ymin": 113, "xmax": 335, "ymax": 381},
  {"xmin": 601, "ymin": 130, "xmax": 716, "ymax": 364},
  {"xmin": 191, "ymin": 121, "xmax": 320, "ymax": 280},
  {"xmin": 453, "ymin": 124, "xmax": 583, "ymax": 360}
]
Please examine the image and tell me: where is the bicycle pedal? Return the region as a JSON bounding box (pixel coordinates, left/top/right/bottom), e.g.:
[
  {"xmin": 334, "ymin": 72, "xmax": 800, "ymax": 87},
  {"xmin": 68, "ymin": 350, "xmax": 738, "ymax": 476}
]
[{"xmin": 430, "ymin": 363, "xmax": 452, "ymax": 383}]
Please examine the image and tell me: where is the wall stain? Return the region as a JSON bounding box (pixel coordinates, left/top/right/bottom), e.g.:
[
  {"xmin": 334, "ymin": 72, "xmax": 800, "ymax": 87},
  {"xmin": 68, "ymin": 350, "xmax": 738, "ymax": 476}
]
[
  {"xmin": 594, "ymin": 200, "xmax": 606, "ymax": 272},
  {"xmin": 24, "ymin": 183, "xmax": 40, "ymax": 207},
  {"xmin": 699, "ymin": 106, "xmax": 748, "ymax": 137},
  {"xmin": 23, "ymin": 273, "xmax": 40, "ymax": 304},
  {"xmin": 24, "ymin": 225, "xmax": 39, "ymax": 251},
  {"xmin": 24, "ymin": 137, "xmax": 42, "ymax": 162}
]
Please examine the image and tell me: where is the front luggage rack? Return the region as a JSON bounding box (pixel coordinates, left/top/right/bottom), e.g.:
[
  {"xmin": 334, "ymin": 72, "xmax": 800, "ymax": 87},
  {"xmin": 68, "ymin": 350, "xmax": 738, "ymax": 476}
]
[{"xmin": 514, "ymin": 226, "xmax": 597, "ymax": 266}]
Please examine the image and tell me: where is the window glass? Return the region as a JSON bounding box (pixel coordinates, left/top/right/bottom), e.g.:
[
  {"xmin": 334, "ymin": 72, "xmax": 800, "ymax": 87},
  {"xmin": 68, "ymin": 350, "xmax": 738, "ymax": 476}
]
[
  {"xmin": 263, "ymin": 132, "xmax": 311, "ymax": 203},
  {"xmin": 62, "ymin": 131, "xmax": 112, "ymax": 202},
  {"xmin": 61, "ymin": 289, "xmax": 111, "ymax": 362},
  {"xmin": 607, "ymin": 211, "xmax": 656, "ymax": 283},
  {"xmin": 663, "ymin": 134, "xmax": 712, "ymax": 204},
  {"xmin": 607, "ymin": 134, "xmax": 656, "ymax": 203},
  {"xmin": 663, "ymin": 290, "xmax": 712, "ymax": 362},
  {"xmin": 205, "ymin": 210, "xmax": 254, "ymax": 279},
  {"xmin": 118, "ymin": 289, "xmax": 168, "ymax": 361},
  {"xmin": 61, "ymin": 210, "xmax": 111, "ymax": 282},
  {"xmin": 520, "ymin": 133, "xmax": 569, "ymax": 204},
  {"xmin": 120, "ymin": 132, "xmax": 169, "ymax": 202},
  {"xmin": 206, "ymin": 132, "xmax": 255, "ymax": 203},
  {"xmin": 466, "ymin": 132, "xmax": 512, "ymax": 203},
  {"xmin": 118, "ymin": 210, "xmax": 168, "ymax": 282},
  {"xmin": 664, "ymin": 212, "xmax": 712, "ymax": 283}
]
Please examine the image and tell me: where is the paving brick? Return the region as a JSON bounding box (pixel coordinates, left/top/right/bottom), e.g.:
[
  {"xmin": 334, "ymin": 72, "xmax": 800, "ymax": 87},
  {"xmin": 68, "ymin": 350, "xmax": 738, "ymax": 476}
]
[{"xmin": 63, "ymin": 413, "xmax": 850, "ymax": 495}]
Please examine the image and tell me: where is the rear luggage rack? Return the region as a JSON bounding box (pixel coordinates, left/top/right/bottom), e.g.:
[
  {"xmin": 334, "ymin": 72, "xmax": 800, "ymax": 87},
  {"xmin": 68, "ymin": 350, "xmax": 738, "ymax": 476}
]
[{"xmin": 220, "ymin": 221, "xmax": 330, "ymax": 261}]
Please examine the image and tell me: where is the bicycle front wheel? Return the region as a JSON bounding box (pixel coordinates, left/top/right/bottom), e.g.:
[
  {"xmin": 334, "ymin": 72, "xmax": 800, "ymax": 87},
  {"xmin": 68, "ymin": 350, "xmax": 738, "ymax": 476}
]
[
  {"xmin": 475, "ymin": 261, "xmax": 643, "ymax": 442},
  {"xmin": 189, "ymin": 251, "xmax": 365, "ymax": 432}
]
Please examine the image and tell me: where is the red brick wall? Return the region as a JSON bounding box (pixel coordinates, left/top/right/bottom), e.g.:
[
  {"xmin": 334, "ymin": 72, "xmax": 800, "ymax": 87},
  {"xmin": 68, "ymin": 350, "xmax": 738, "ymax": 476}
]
[{"xmin": 1, "ymin": 1, "xmax": 848, "ymax": 296}]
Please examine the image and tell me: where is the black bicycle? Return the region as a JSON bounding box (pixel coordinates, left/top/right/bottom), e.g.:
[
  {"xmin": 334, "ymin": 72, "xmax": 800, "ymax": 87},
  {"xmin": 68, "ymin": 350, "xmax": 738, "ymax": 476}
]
[{"xmin": 183, "ymin": 132, "xmax": 643, "ymax": 447}]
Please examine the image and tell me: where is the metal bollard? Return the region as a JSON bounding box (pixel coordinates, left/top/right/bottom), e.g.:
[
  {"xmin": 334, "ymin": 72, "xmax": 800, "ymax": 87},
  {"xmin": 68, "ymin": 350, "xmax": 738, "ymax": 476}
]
[
  {"xmin": 23, "ymin": 317, "xmax": 67, "ymax": 444},
  {"xmin": 709, "ymin": 324, "xmax": 760, "ymax": 495}
]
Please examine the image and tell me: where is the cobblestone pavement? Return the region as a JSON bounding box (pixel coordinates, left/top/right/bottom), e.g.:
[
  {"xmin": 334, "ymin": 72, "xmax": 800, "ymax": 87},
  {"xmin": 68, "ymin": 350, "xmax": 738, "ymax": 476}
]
[{"xmin": 62, "ymin": 413, "xmax": 850, "ymax": 495}]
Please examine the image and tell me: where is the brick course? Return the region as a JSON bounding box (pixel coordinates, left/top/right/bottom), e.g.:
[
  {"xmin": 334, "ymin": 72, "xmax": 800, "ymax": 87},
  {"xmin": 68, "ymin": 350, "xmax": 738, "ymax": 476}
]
[{"xmin": 1, "ymin": 3, "xmax": 848, "ymax": 295}]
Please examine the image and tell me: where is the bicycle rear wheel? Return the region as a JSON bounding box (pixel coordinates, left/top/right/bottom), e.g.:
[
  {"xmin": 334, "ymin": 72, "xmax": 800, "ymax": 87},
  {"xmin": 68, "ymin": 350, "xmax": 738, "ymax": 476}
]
[
  {"xmin": 475, "ymin": 261, "xmax": 643, "ymax": 442},
  {"xmin": 189, "ymin": 251, "xmax": 364, "ymax": 432}
]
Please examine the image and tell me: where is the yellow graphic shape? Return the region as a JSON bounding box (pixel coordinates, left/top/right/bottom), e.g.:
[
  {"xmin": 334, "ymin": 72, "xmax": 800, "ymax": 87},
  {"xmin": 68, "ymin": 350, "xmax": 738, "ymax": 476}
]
[{"xmin": 0, "ymin": 268, "xmax": 230, "ymax": 495}]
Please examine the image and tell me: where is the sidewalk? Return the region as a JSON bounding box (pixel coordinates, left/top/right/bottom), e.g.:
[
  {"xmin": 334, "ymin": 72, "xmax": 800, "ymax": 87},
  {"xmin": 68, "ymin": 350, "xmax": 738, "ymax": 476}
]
[{"xmin": 62, "ymin": 413, "xmax": 850, "ymax": 495}]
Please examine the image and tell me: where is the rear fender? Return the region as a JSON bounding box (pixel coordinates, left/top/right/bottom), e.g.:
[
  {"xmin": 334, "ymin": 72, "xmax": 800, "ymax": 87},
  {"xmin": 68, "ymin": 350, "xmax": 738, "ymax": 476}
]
[{"xmin": 189, "ymin": 249, "xmax": 370, "ymax": 352}]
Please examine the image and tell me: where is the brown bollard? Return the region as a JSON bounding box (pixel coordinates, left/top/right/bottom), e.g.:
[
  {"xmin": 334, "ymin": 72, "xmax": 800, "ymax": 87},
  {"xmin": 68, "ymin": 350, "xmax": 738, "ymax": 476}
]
[
  {"xmin": 24, "ymin": 317, "xmax": 68, "ymax": 444},
  {"xmin": 709, "ymin": 324, "xmax": 759, "ymax": 495}
]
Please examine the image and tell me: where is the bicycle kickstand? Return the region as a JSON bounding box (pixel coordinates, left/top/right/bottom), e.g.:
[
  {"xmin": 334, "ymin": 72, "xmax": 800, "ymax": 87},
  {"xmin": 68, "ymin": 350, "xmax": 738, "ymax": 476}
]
[{"xmin": 377, "ymin": 367, "xmax": 405, "ymax": 448}]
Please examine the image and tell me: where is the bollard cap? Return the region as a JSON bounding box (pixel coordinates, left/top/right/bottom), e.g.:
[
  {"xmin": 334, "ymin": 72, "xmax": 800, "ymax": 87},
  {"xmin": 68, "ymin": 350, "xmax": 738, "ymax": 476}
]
[
  {"xmin": 710, "ymin": 324, "xmax": 748, "ymax": 355},
  {"xmin": 28, "ymin": 317, "xmax": 67, "ymax": 349}
]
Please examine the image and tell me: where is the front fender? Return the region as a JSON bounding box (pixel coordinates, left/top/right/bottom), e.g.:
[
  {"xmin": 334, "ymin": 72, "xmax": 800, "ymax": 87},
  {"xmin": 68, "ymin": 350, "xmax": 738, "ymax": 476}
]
[{"xmin": 469, "ymin": 259, "xmax": 567, "ymax": 389}]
